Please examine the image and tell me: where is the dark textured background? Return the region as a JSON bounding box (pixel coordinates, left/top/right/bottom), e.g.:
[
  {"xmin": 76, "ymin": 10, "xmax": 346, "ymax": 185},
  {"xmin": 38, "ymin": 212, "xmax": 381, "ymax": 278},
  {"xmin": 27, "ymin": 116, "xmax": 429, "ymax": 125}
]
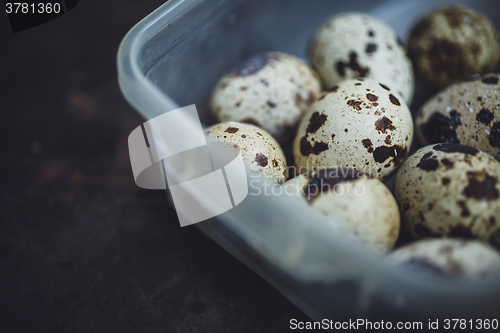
[{"xmin": 0, "ymin": 1, "xmax": 311, "ymax": 331}]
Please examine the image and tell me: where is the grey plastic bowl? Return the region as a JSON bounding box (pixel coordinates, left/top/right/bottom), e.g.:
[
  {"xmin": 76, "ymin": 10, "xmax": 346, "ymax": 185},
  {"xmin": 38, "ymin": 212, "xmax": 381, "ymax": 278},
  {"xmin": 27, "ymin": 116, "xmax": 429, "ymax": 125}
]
[{"xmin": 118, "ymin": 0, "xmax": 500, "ymax": 320}]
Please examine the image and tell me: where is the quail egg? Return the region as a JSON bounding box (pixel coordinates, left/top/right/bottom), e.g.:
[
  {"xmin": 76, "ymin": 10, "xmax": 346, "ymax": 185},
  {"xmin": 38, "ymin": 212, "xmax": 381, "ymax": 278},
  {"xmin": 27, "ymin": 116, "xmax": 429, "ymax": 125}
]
[
  {"xmin": 284, "ymin": 168, "xmax": 400, "ymax": 254},
  {"xmin": 205, "ymin": 122, "xmax": 287, "ymax": 184},
  {"xmin": 309, "ymin": 12, "xmax": 414, "ymax": 103},
  {"xmin": 394, "ymin": 143, "xmax": 500, "ymax": 248},
  {"xmin": 408, "ymin": 5, "xmax": 500, "ymax": 87},
  {"xmin": 416, "ymin": 73, "xmax": 500, "ymax": 160},
  {"xmin": 293, "ymin": 78, "xmax": 413, "ymax": 182},
  {"xmin": 388, "ymin": 239, "xmax": 500, "ymax": 279},
  {"xmin": 209, "ymin": 52, "xmax": 322, "ymax": 142}
]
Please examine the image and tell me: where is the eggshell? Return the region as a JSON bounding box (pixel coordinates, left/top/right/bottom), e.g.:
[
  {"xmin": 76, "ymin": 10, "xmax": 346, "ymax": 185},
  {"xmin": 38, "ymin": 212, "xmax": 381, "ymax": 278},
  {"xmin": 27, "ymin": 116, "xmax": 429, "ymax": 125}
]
[
  {"xmin": 209, "ymin": 52, "xmax": 322, "ymax": 142},
  {"xmin": 388, "ymin": 239, "xmax": 500, "ymax": 279},
  {"xmin": 394, "ymin": 143, "xmax": 500, "ymax": 248},
  {"xmin": 416, "ymin": 73, "xmax": 500, "ymax": 160},
  {"xmin": 205, "ymin": 122, "xmax": 287, "ymax": 184},
  {"xmin": 284, "ymin": 168, "xmax": 400, "ymax": 254},
  {"xmin": 408, "ymin": 5, "xmax": 500, "ymax": 87},
  {"xmin": 293, "ymin": 78, "xmax": 413, "ymax": 182},
  {"xmin": 309, "ymin": 12, "xmax": 414, "ymax": 103}
]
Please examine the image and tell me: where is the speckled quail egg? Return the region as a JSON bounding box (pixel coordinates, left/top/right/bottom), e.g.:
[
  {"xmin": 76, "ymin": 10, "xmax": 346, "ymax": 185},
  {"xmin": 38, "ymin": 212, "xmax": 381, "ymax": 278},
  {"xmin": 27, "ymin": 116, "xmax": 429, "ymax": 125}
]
[
  {"xmin": 209, "ymin": 52, "xmax": 322, "ymax": 142},
  {"xmin": 416, "ymin": 73, "xmax": 500, "ymax": 160},
  {"xmin": 388, "ymin": 239, "xmax": 500, "ymax": 279},
  {"xmin": 309, "ymin": 12, "xmax": 414, "ymax": 103},
  {"xmin": 284, "ymin": 168, "xmax": 399, "ymax": 254},
  {"xmin": 394, "ymin": 143, "xmax": 500, "ymax": 248},
  {"xmin": 205, "ymin": 122, "xmax": 287, "ymax": 184},
  {"xmin": 408, "ymin": 5, "xmax": 500, "ymax": 87},
  {"xmin": 293, "ymin": 78, "xmax": 413, "ymax": 182}
]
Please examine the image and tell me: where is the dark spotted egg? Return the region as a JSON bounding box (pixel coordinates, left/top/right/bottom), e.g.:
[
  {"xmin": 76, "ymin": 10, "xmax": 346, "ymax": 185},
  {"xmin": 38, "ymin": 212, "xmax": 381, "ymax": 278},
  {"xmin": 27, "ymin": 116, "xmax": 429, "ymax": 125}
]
[
  {"xmin": 293, "ymin": 78, "xmax": 413, "ymax": 182},
  {"xmin": 209, "ymin": 52, "xmax": 322, "ymax": 142},
  {"xmin": 285, "ymin": 168, "xmax": 400, "ymax": 254},
  {"xmin": 408, "ymin": 5, "xmax": 500, "ymax": 87},
  {"xmin": 416, "ymin": 73, "xmax": 500, "ymax": 161},
  {"xmin": 394, "ymin": 143, "xmax": 500, "ymax": 249},
  {"xmin": 205, "ymin": 122, "xmax": 287, "ymax": 184},
  {"xmin": 309, "ymin": 12, "xmax": 414, "ymax": 103},
  {"xmin": 388, "ymin": 239, "xmax": 500, "ymax": 279}
]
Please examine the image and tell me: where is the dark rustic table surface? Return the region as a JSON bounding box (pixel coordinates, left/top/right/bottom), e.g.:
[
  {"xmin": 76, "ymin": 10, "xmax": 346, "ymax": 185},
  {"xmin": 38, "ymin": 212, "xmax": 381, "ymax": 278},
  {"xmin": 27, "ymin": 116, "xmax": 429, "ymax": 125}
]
[{"xmin": 0, "ymin": 1, "xmax": 311, "ymax": 331}]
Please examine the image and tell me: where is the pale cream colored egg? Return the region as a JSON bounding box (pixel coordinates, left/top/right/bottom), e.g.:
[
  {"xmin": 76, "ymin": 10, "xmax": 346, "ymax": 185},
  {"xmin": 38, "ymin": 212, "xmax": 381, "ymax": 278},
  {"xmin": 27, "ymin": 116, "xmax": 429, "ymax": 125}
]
[
  {"xmin": 293, "ymin": 78, "xmax": 413, "ymax": 182},
  {"xmin": 309, "ymin": 12, "xmax": 414, "ymax": 103},
  {"xmin": 209, "ymin": 52, "xmax": 322, "ymax": 142},
  {"xmin": 416, "ymin": 73, "xmax": 500, "ymax": 160},
  {"xmin": 388, "ymin": 239, "xmax": 500, "ymax": 279},
  {"xmin": 394, "ymin": 143, "xmax": 500, "ymax": 248},
  {"xmin": 205, "ymin": 122, "xmax": 287, "ymax": 184},
  {"xmin": 284, "ymin": 168, "xmax": 400, "ymax": 254}
]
